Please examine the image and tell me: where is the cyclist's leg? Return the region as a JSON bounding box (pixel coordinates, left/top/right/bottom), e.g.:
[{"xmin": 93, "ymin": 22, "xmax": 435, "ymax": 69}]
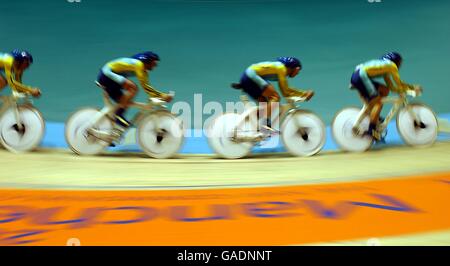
[
  {"xmin": 351, "ymin": 70, "xmax": 372, "ymax": 104},
  {"xmin": 259, "ymin": 84, "xmax": 280, "ymax": 129},
  {"xmin": 367, "ymin": 82, "xmax": 387, "ymax": 125},
  {"xmin": 96, "ymin": 71, "xmax": 136, "ymax": 127},
  {"xmin": 115, "ymin": 79, "xmax": 137, "ymax": 125},
  {"xmin": 351, "ymin": 70, "xmax": 382, "ymax": 137},
  {"xmin": 239, "ymin": 73, "xmax": 279, "ymax": 129},
  {"xmin": 367, "ymin": 82, "xmax": 389, "ymax": 140},
  {"xmin": 376, "ymin": 84, "xmax": 389, "ymax": 123}
]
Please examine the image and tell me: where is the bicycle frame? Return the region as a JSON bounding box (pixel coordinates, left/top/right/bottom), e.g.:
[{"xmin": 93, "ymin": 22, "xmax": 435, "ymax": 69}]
[
  {"xmin": 353, "ymin": 91, "xmax": 421, "ymax": 133},
  {"xmin": 88, "ymin": 92, "xmax": 171, "ymax": 135},
  {"xmin": 232, "ymin": 94, "xmax": 306, "ymax": 141}
]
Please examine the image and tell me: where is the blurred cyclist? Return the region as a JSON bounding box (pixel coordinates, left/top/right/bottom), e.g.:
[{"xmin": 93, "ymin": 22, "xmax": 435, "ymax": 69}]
[
  {"xmin": 0, "ymin": 49, "xmax": 41, "ymax": 97},
  {"xmin": 96, "ymin": 51, "xmax": 173, "ymax": 131},
  {"xmin": 231, "ymin": 57, "xmax": 314, "ymax": 133},
  {"xmin": 350, "ymin": 52, "xmax": 422, "ymax": 141}
]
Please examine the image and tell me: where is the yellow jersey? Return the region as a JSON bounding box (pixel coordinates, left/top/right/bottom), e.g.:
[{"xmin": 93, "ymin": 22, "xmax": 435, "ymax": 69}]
[
  {"xmin": 102, "ymin": 57, "xmax": 164, "ymax": 98},
  {"xmin": 0, "ymin": 53, "xmax": 35, "ymax": 94},
  {"xmin": 246, "ymin": 61, "xmax": 307, "ymax": 97},
  {"xmin": 356, "ymin": 59, "xmax": 414, "ymax": 93}
]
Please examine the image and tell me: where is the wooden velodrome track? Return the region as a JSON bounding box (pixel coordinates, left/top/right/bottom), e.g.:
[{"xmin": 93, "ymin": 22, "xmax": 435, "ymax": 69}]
[
  {"xmin": 0, "ymin": 142, "xmax": 449, "ymax": 245},
  {"xmin": 1, "ymin": 142, "xmax": 449, "ymax": 190}
]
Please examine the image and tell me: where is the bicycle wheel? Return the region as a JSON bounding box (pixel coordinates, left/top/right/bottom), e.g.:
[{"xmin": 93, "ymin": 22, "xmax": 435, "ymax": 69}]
[
  {"xmin": 0, "ymin": 105, "xmax": 45, "ymax": 153},
  {"xmin": 137, "ymin": 111, "xmax": 184, "ymax": 159},
  {"xmin": 331, "ymin": 107, "xmax": 373, "ymax": 152},
  {"xmin": 65, "ymin": 108, "xmax": 112, "ymax": 155},
  {"xmin": 281, "ymin": 110, "xmax": 326, "ymax": 157},
  {"xmin": 397, "ymin": 103, "xmax": 438, "ymax": 147},
  {"xmin": 207, "ymin": 113, "xmax": 253, "ymax": 159}
]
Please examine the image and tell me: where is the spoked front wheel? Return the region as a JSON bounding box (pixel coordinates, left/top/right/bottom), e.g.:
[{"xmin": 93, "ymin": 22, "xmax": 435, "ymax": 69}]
[
  {"xmin": 331, "ymin": 107, "xmax": 373, "ymax": 152},
  {"xmin": 397, "ymin": 103, "xmax": 438, "ymax": 147},
  {"xmin": 65, "ymin": 108, "xmax": 113, "ymax": 155},
  {"xmin": 0, "ymin": 105, "xmax": 45, "ymax": 153},
  {"xmin": 207, "ymin": 113, "xmax": 254, "ymax": 159},
  {"xmin": 137, "ymin": 111, "xmax": 184, "ymax": 159},
  {"xmin": 281, "ymin": 110, "xmax": 326, "ymax": 157}
]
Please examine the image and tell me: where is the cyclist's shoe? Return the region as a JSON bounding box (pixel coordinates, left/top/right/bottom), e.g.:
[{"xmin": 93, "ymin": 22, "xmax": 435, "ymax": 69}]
[
  {"xmin": 375, "ymin": 131, "xmax": 387, "ymax": 144},
  {"xmin": 378, "ymin": 126, "xmax": 388, "ymax": 143},
  {"xmin": 365, "ymin": 128, "xmax": 386, "ymax": 142},
  {"xmin": 364, "ymin": 122, "xmax": 382, "ymax": 141},
  {"xmin": 363, "ymin": 129, "xmax": 377, "ymax": 140},
  {"xmin": 374, "ymin": 121, "xmax": 388, "ymax": 143}
]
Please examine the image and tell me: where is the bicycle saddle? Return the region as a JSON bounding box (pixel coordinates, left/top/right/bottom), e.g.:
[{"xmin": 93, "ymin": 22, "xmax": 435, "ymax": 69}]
[{"xmin": 231, "ymin": 83, "xmax": 243, "ymax": 90}]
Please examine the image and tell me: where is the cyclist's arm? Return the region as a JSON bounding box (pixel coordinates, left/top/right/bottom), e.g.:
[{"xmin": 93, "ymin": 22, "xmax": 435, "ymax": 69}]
[
  {"xmin": 282, "ymin": 87, "xmax": 311, "ymax": 98},
  {"xmin": 135, "ymin": 63, "xmax": 166, "ymax": 98},
  {"xmin": 4, "ymin": 63, "xmax": 35, "ymax": 94},
  {"xmin": 276, "ymin": 67, "xmax": 290, "ymax": 97},
  {"xmin": 275, "ymin": 66, "xmax": 309, "ymax": 97},
  {"xmin": 383, "ymin": 75, "xmax": 395, "ymax": 92},
  {"xmin": 384, "ymin": 64, "xmax": 413, "ymax": 93}
]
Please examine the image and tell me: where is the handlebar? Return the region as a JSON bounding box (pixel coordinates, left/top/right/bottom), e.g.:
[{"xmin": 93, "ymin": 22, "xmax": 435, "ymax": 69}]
[
  {"xmin": 148, "ymin": 97, "xmax": 167, "ymax": 106},
  {"xmin": 382, "ymin": 88, "xmax": 423, "ymax": 105},
  {"xmin": 147, "ymin": 91, "xmax": 175, "ymax": 105},
  {"xmin": 286, "ymin": 96, "xmax": 307, "ymax": 104},
  {"xmin": 12, "ymin": 91, "xmax": 28, "ymax": 99},
  {"xmin": 406, "ymin": 90, "xmax": 418, "ymax": 97},
  {"xmin": 129, "ymin": 99, "xmax": 168, "ymax": 111},
  {"xmin": 134, "ymin": 92, "xmax": 175, "ymax": 109},
  {"xmin": 0, "ymin": 91, "xmax": 33, "ymax": 105},
  {"xmin": 406, "ymin": 87, "xmax": 423, "ymax": 97},
  {"xmin": 380, "ymin": 85, "xmax": 423, "ymax": 104},
  {"xmin": 239, "ymin": 94, "xmax": 307, "ymax": 104}
]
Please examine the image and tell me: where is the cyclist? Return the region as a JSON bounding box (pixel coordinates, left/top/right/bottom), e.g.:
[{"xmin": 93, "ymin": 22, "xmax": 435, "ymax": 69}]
[
  {"xmin": 96, "ymin": 51, "xmax": 173, "ymax": 131},
  {"xmin": 350, "ymin": 52, "xmax": 422, "ymax": 141},
  {"xmin": 0, "ymin": 49, "xmax": 41, "ymax": 97},
  {"xmin": 231, "ymin": 57, "xmax": 314, "ymax": 133}
]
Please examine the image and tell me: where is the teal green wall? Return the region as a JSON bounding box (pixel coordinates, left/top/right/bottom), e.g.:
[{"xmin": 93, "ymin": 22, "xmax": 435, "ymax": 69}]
[{"xmin": 2, "ymin": 0, "xmax": 449, "ymax": 124}]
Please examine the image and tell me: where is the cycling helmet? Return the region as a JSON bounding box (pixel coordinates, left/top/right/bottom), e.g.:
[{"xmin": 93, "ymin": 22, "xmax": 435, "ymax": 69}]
[
  {"xmin": 11, "ymin": 49, "xmax": 33, "ymax": 64},
  {"xmin": 381, "ymin": 52, "xmax": 402, "ymax": 67},
  {"xmin": 131, "ymin": 51, "xmax": 160, "ymax": 64},
  {"xmin": 276, "ymin": 56, "xmax": 302, "ymax": 69}
]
